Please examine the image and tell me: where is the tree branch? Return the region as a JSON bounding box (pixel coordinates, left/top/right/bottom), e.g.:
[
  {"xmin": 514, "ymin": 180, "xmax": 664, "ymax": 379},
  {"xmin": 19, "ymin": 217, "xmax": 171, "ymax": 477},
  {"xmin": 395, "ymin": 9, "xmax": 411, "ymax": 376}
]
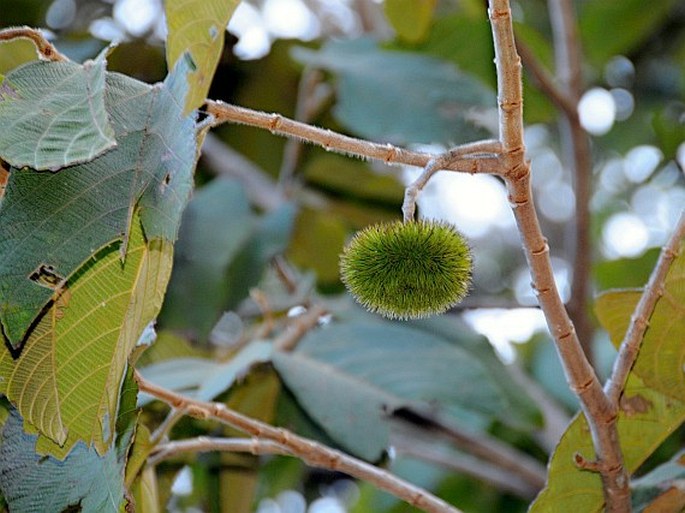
[
  {"xmin": 148, "ymin": 436, "xmax": 291, "ymax": 467},
  {"xmin": 0, "ymin": 26, "xmax": 67, "ymax": 62},
  {"xmin": 402, "ymin": 140, "xmax": 501, "ymax": 221},
  {"xmin": 205, "ymin": 101, "xmax": 501, "ymax": 175},
  {"xmin": 488, "ymin": 1, "xmax": 630, "ymax": 510},
  {"xmin": 605, "ymin": 210, "xmax": 685, "ymax": 404},
  {"xmin": 135, "ymin": 371, "xmax": 464, "ymax": 513}
]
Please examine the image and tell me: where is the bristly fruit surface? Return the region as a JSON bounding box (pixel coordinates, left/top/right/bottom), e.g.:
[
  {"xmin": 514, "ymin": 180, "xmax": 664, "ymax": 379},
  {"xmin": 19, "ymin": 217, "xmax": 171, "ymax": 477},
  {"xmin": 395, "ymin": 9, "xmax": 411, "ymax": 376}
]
[{"xmin": 340, "ymin": 220, "xmax": 472, "ymax": 319}]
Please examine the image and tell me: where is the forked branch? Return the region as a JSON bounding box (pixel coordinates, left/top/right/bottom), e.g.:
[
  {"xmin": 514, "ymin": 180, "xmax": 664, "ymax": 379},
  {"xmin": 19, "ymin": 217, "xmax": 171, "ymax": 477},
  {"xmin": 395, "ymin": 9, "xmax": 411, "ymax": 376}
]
[
  {"xmin": 488, "ymin": 0, "xmax": 630, "ymax": 510},
  {"xmin": 135, "ymin": 371, "xmax": 464, "ymax": 513}
]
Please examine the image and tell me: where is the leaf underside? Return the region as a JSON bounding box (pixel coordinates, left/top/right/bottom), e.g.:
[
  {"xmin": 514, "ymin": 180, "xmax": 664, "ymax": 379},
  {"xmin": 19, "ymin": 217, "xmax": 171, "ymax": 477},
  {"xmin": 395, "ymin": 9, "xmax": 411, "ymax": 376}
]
[
  {"xmin": 0, "ymin": 56, "xmax": 196, "ymax": 348},
  {"xmin": 0, "ymin": 215, "xmax": 173, "ymax": 456}
]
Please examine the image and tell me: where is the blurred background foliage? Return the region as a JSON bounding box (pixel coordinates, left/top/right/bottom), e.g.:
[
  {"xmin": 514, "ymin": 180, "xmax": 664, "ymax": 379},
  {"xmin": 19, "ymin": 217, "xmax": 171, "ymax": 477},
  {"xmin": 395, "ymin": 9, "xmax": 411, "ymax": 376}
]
[{"xmin": 1, "ymin": 0, "xmax": 684, "ymax": 512}]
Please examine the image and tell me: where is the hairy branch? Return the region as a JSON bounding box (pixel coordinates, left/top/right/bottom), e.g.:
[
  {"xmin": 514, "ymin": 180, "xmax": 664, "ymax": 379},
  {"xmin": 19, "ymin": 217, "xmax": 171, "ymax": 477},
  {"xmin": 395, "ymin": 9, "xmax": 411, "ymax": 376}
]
[
  {"xmin": 488, "ymin": 0, "xmax": 630, "ymax": 510},
  {"xmin": 0, "ymin": 27, "xmax": 67, "ymax": 62},
  {"xmin": 206, "ymin": 101, "xmax": 501, "ymax": 175},
  {"xmin": 606, "ymin": 210, "xmax": 685, "ymax": 404},
  {"xmin": 402, "ymin": 140, "xmax": 502, "ymax": 221},
  {"xmin": 149, "ymin": 436, "xmax": 291, "ymax": 467},
  {"xmin": 135, "ymin": 372, "xmax": 464, "ymax": 513}
]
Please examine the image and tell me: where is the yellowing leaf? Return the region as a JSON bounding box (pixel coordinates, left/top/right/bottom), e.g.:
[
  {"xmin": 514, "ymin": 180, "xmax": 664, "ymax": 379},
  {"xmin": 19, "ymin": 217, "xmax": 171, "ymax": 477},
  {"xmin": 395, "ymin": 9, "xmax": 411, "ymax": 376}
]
[
  {"xmin": 530, "ymin": 374, "xmax": 685, "ymax": 513},
  {"xmin": 165, "ymin": 0, "xmax": 240, "ymax": 112},
  {"xmin": 384, "ymin": 0, "xmax": 437, "ymax": 43},
  {"xmin": 0, "ymin": 215, "xmax": 173, "ymax": 456},
  {"xmin": 595, "ymin": 240, "xmax": 685, "ymax": 401}
]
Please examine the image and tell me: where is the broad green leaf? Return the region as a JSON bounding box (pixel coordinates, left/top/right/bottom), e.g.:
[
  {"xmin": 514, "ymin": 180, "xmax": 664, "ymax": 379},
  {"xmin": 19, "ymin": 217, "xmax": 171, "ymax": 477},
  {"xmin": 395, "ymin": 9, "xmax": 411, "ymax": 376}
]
[
  {"xmin": 273, "ymin": 319, "xmax": 509, "ymax": 460},
  {"xmin": 292, "ymin": 38, "xmax": 495, "ymax": 145},
  {"xmin": 125, "ymin": 423, "xmax": 154, "ymax": 489},
  {"xmin": 160, "ymin": 178, "xmax": 295, "ymax": 340},
  {"xmin": 394, "ymin": 11, "xmax": 495, "ymax": 90},
  {"xmin": 165, "ymin": 0, "xmax": 240, "ymax": 112},
  {"xmin": 384, "ymin": 0, "xmax": 437, "ymax": 43},
  {"xmin": 0, "ymin": 37, "xmax": 40, "ymax": 74},
  {"xmin": 595, "ymin": 240, "xmax": 685, "ymax": 401},
  {"xmin": 0, "ymin": 216, "xmax": 173, "ymax": 455},
  {"xmin": 0, "ymin": 408, "xmax": 126, "ymax": 513},
  {"xmin": 0, "ymin": 56, "xmax": 196, "ymax": 347},
  {"xmin": 529, "ymin": 374, "xmax": 685, "ymax": 513},
  {"xmin": 409, "ymin": 315, "xmax": 542, "ymax": 429},
  {"xmin": 580, "ymin": 0, "xmax": 679, "ymax": 66},
  {"xmin": 273, "ymin": 350, "xmax": 396, "ymax": 461},
  {"xmin": 0, "ymin": 49, "xmax": 115, "ymax": 170}
]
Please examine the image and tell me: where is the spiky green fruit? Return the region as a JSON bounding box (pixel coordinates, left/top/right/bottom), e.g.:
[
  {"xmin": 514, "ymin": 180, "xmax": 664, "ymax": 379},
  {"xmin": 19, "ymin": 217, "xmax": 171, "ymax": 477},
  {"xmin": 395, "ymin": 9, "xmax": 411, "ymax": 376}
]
[{"xmin": 340, "ymin": 220, "xmax": 472, "ymax": 319}]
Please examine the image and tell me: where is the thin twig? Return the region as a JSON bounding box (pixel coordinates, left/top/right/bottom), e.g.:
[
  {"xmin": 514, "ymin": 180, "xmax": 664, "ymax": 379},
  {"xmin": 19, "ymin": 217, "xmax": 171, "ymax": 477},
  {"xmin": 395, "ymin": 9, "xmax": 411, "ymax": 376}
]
[
  {"xmin": 392, "ymin": 409, "xmax": 547, "ymax": 490},
  {"xmin": 273, "ymin": 304, "xmax": 327, "ymax": 352},
  {"xmin": 135, "ymin": 371, "xmax": 464, "ymax": 513},
  {"xmin": 605, "ymin": 210, "xmax": 685, "ymax": 404},
  {"xmin": 149, "ymin": 408, "xmax": 187, "ymax": 446},
  {"xmin": 148, "ymin": 436, "xmax": 291, "ymax": 467},
  {"xmin": 515, "ymin": 38, "xmax": 576, "ymax": 117},
  {"xmin": 0, "ymin": 26, "xmax": 67, "ymax": 62},
  {"xmin": 206, "ymin": 101, "xmax": 501, "ymax": 175},
  {"xmin": 391, "ymin": 434, "xmax": 539, "ymax": 500},
  {"xmin": 278, "ymin": 68, "xmax": 332, "ymax": 194},
  {"xmin": 402, "ymin": 140, "xmax": 502, "ymax": 222},
  {"xmin": 547, "ymin": 0, "xmax": 595, "ymax": 365},
  {"xmin": 488, "ymin": 1, "xmax": 630, "ymax": 510}
]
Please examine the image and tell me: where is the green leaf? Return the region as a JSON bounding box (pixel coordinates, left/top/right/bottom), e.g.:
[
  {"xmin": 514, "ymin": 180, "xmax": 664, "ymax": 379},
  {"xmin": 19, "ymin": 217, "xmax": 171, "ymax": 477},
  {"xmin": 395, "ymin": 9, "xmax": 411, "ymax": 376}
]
[
  {"xmin": 0, "ymin": 215, "xmax": 173, "ymax": 456},
  {"xmin": 0, "ymin": 408, "xmax": 126, "ymax": 513},
  {"xmin": 273, "ymin": 350, "xmax": 395, "ymax": 461},
  {"xmin": 529, "ymin": 374, "xmax": 685, "ymax": 513},
  {"xmin": 0, "ymin": 56, "xmax": 196, "ymax": 347},
  {"xmin": 292, "ymin": 38, "xmax": 495, "ymax": 145},
  {"xmin": 595, "ymin": 240, "xmax": 685, "ymax": 401},
  {"xmin": 160, "ymin": 178, "xmax": 296, "ymax": 340},
  {"xmin": 165, "ymin": 0, "xmax": 240, "ymax": 112},
  {"xmin": 0, "ymin": 49, "xmax": 115, "ymax": 170},
  {"xmin": 409, "ymin": 315, "xmax": 542, "ymax": 429},
  {"xmin": 273, "ymin": 319, "xmax": 510, "ymax": 460},
  {"xmin": 384, "ymin": 0, "xmax": 437, "ymax": 43},
  {"xmin": 580, "ymin": 0, "xmax": 679, "ymax": 66}
]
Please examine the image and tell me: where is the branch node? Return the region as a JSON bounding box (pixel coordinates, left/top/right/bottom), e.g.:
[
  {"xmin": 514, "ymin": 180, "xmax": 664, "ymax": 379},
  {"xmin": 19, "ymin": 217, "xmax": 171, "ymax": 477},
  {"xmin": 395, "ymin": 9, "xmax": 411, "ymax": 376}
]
[{"xmin": 574, "ymin": 452, "xmax": 601, "ymax": 472}]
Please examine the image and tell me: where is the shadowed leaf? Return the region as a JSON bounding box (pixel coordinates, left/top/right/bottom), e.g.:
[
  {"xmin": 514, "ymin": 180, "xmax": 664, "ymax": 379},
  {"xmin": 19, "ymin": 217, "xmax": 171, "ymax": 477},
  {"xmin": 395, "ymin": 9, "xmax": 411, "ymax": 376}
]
[
  {"xmin": 0, "ymin": 408, "xmax": 127, "ymax": 513},
  {"xmin": 0, "ymin": 215, "xmax": 172, "ymax": 456},
  {"xmin": 0, "ymin": 49, "xmax": 115, "ymax": 170},
  {"xmin": 292, "ymin": 38, "xmax": 495, "ymax": 145},
  {"xmin": 0, "ymin": 57, "xmax": 196, "ymax": 347}
]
